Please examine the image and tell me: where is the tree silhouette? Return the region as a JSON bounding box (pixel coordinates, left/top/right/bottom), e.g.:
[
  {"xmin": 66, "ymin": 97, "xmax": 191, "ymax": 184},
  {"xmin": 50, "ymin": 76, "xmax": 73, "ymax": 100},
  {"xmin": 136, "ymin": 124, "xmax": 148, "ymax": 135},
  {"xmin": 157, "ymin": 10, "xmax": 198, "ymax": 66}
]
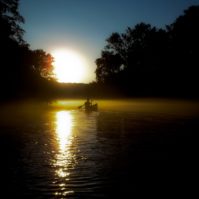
[
  {"xmin": 95, "ymin": 5, "xmax": 199, "ymax": 97},
  {"xmin": 0, "ymin": 0, "xmax": 24, "ymax": 43},
  {"xmin": 0, "ymin": 0, "xmax": 24, "ymax": 97},
  {"xmin": 167, "ymin": 6, "xmax": 199, "ymax": 95},
  {"xmin": 0, "ymin": 0, "xmax": 55, "ymax": 100},
  {"xmin": 29, "ymin": 49, "xmax": 54, "ymax": 80},
  {"xmin": 95, "ymin": 51, "xmax": 122, "ymax": 84},
  {"xmin": 95, "ymin": 22, "xmax": 168, "ymax": 95}
]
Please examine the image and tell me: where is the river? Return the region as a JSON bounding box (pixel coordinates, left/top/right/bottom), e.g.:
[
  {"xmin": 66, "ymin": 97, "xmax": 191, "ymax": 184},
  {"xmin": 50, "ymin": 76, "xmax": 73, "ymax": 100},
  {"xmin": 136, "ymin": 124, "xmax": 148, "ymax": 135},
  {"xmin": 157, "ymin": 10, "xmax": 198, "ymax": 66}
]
[{"xmin": 0, "ymin": 99, "xmax": 198, "ymax": 198}]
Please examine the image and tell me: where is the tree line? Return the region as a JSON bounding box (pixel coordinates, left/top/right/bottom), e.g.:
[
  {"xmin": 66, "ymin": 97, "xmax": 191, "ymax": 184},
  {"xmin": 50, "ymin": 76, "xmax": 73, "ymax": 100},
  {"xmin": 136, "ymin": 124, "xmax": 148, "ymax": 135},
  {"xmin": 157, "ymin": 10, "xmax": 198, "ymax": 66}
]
[
  {"xmin": 0, "ymin": 0, "xmax": 55, "ymax": 100},
  {"xmin": 95, "ymin": 5, "xmax": 199, "ymax": 97},
  {"xmin": 1, "ymin": 1, "xmax": 198, "ymax": 100}
]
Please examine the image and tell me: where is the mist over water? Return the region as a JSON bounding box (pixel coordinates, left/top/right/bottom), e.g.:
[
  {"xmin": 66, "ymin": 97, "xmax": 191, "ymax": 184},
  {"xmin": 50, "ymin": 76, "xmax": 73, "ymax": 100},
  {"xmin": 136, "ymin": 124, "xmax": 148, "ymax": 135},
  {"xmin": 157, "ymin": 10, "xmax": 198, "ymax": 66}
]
[{"xmin": 0, "ymin": 99, "xmax": 198, "ymax": 198}]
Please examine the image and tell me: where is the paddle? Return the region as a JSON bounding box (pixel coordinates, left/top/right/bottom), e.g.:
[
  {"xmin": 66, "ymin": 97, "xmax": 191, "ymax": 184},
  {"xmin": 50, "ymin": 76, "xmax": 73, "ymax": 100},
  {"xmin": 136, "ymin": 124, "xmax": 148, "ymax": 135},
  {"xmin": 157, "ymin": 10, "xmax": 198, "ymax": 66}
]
[{"xmin": 78, "ymin": 105, "xmax": 83, "ymax": 109}]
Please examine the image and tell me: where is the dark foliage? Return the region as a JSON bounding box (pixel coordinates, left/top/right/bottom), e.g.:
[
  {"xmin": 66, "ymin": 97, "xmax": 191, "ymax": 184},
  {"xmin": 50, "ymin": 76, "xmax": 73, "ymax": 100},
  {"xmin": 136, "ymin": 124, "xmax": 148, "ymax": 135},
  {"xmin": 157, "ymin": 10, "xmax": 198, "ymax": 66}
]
[
  {"xmin": 0, "ymin": 0, "xmax": 54, "ymax": 100},
  {"xmin": 95, "ymin": 6, "xmax": 199, "ymax": 98},
  {"xmin": 1, "ymin": 1, "xmax": 199, "ymax": 100}
]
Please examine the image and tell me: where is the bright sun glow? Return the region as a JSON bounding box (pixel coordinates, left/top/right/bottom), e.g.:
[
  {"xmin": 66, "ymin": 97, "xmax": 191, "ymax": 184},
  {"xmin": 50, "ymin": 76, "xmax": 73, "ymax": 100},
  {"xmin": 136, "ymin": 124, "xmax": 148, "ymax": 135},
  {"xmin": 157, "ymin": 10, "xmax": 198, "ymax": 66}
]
[{"xmin": 52, "ymin": 49, "xmax": 87, "ymax": 83}]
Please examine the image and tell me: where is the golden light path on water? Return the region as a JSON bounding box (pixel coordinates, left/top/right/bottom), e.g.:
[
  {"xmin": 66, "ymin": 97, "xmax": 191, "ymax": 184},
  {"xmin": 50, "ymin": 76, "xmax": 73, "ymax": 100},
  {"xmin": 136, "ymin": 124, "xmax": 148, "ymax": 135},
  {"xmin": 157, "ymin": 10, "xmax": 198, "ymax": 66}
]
[
  {"xmin": 54, "ymin": 111, "xmax": 75, "ymax": 197},
  {"xmin": 56, "ymin": 111, "xmax": 72, "ymax": 152}
]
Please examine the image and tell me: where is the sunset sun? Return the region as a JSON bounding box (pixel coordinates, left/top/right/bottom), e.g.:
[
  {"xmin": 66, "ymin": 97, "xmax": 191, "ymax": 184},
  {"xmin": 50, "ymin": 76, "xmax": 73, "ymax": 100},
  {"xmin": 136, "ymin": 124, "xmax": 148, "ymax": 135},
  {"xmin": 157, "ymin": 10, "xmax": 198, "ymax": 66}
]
[{"xmin": 52, "ymin": 49, "xmax": 87, "ymax": 83}]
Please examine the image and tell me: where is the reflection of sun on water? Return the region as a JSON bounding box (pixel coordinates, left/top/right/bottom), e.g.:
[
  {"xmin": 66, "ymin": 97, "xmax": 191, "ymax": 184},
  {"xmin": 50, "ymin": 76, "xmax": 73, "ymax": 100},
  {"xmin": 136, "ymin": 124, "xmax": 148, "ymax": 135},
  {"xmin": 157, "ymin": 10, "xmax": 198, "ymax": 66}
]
[
  {"xmin": 54, "ymin": 111, "xmax": 75, "ymax": 196},
  {"xmin": 56, "ymin": 111, "xmax": 72, "ymax": 152}
]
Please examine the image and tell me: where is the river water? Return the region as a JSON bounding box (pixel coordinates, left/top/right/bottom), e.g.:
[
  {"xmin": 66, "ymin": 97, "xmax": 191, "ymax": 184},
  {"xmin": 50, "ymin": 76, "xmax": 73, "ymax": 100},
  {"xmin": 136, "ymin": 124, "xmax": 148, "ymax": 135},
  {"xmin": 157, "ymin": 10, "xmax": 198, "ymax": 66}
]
[{"xmin": 0, "ymin": 99, "xmax": 198, "ymax": 198}]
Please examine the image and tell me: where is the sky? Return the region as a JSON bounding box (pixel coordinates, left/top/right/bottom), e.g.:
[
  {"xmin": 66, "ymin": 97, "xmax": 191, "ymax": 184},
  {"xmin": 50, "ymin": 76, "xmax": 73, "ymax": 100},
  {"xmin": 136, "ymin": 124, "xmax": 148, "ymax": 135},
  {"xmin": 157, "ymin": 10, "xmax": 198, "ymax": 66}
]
[{"xmin": 19, "ymin": 0, "xmax": 199, "ymax": 83}]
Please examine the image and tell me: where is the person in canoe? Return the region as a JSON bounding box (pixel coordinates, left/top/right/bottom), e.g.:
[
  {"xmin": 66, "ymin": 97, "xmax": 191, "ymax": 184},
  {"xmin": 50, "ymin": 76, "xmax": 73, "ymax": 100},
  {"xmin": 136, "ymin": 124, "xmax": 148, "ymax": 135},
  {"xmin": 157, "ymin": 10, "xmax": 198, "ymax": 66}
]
[
  {"xmin": 78, "ymin": 98, "xmax": 98, "ymax": 111},
  {"xmin": 84, "ymin": 97, "xmax": 92, "ymax": 110}
]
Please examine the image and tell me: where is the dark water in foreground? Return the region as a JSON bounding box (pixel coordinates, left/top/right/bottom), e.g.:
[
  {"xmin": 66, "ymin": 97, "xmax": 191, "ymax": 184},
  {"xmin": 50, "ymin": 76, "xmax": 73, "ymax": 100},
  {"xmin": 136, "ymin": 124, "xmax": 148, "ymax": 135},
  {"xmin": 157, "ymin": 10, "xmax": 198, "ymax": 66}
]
[{"xmin": 0, "ymin": 99, "xmax": 198, "ymax": 198}]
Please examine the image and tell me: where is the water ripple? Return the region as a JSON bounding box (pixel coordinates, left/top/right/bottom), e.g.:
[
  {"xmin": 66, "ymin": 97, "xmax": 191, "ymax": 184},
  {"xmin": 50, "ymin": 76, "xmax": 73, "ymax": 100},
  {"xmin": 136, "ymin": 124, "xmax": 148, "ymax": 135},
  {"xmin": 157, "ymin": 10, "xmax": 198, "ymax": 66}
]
[{"xmin": 1, "ymin": 104, "xmax": 198, "ymax": 198}]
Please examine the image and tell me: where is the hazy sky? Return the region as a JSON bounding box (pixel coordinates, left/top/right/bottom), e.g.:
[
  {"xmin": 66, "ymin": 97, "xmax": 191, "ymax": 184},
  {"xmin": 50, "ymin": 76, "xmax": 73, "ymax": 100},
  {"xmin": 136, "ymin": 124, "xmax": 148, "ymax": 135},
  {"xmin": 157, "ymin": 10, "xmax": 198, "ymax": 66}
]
[{"xmin": 19, "ymin": 0, "xmax": 199, "ymax": 82}]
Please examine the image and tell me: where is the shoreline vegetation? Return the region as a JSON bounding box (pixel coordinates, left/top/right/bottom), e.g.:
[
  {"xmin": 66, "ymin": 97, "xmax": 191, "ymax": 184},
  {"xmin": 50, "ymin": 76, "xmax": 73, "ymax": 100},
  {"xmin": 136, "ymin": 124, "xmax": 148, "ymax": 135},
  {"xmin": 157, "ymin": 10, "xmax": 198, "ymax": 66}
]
[{"xmin": 1, "ymin": 1, "xmax": 199, "ymax": 101}]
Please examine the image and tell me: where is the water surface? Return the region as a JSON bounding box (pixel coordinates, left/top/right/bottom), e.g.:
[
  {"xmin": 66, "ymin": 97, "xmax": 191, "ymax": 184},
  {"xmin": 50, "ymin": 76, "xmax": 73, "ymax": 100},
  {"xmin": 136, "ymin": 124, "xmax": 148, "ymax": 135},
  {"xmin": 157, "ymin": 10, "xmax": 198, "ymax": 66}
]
[{"xmin": 0, "ymin": 99, "xmax": 198, "ymax": 198}]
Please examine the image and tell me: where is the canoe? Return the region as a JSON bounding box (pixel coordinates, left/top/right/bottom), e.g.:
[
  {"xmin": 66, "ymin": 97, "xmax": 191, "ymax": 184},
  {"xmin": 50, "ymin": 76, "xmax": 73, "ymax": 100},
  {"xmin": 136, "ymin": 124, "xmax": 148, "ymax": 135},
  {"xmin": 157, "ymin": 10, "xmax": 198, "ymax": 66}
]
[
  {"xmin": 78, "ymin": 103, "xmax": 98, "ymax": 112},
  {"xmin": 86, "ymin": 103, "xmax": 98, "ymax": 112}
]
